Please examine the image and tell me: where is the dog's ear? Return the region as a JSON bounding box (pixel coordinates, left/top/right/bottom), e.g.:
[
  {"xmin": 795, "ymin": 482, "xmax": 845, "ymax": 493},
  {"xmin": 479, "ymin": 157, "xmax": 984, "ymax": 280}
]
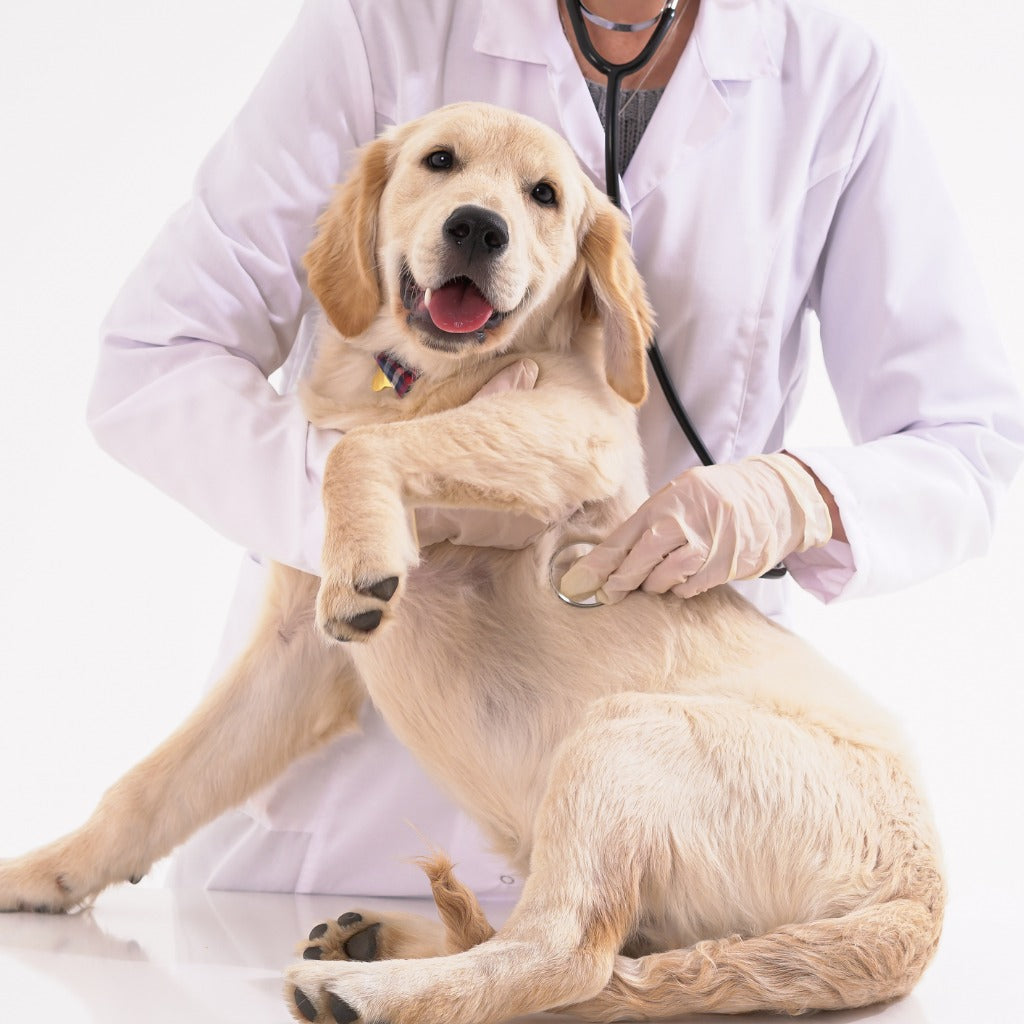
[
  {"xmin": 580, "ymin": 198, "xmax": 653, "ymax": 406},
  {"xmin": 304, "ymin": 134, "xmax": 393, "ymax": 338}
]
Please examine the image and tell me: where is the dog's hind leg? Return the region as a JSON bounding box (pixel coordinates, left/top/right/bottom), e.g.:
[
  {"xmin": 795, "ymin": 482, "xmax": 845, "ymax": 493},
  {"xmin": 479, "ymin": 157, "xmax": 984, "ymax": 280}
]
[
  {"xmin": 0, "ymin": 563, "xmax": 364, "ymax": 913},
  {"xmin": 285, "ymin": 704, "xmax": 662, "ymax": 1024},
  {"xmin": 564, "ymin": 893, "xmax": 945, "ymax": 1019},
  {"xmin": 286, "ymin": 690, "xmax": 944, "ymax": 1024}
]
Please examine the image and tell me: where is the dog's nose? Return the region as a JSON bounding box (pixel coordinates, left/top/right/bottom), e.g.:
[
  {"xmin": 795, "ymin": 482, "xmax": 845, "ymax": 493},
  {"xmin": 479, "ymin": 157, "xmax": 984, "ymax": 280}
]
[{"xmin": 443, "ymin": 205, "xmax": 509, "ymax": 258}]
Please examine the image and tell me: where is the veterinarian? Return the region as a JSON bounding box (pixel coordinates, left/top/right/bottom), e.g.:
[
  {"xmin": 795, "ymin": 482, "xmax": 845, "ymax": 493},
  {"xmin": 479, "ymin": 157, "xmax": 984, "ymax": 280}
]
[{"xmin": 87, "ymin": 0, "xmax": 1024, "ymax": 897}]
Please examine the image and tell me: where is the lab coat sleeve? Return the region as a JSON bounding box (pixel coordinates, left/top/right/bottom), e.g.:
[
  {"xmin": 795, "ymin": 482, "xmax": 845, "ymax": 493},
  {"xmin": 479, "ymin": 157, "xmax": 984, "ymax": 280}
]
[
  {"xmin": 784, "ymin": 57, "xmax": 1024, "ymax": 602},
  {"xmin": 87, "ymin": 0, "xmax": 376, "ymax": 574}
]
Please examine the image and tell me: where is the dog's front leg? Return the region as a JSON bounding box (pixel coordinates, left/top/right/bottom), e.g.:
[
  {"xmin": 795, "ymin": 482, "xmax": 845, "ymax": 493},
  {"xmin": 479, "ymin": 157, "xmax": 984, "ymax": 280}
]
[
  {"xmin": 0, "ymin": 563, "xmax": 364, "ymax": 912},
  {"xmin": 316, "ymin": 387, "xmax": 634, "ymax": 642}
]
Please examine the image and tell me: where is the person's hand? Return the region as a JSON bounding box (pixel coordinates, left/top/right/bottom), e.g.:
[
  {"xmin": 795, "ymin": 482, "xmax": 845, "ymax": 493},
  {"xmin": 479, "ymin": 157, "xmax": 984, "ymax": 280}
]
[
  {"xmin": 558, "ymin": 454, "xmax": 833, "ymax": 604},
  {"xmin": 415, "ymin": 359, "xmax": 550, "ymax": 548}
]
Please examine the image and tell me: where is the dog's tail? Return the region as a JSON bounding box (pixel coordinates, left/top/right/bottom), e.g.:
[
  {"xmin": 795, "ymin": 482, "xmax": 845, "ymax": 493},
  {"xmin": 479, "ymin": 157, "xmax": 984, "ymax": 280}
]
[
  {"xmin": 416, "ymin": 849, "xmax": 498, "ymax": 953},
  {"xmin": 563, "ymin": 893, "xmax": 944, "ymax": 1020}
]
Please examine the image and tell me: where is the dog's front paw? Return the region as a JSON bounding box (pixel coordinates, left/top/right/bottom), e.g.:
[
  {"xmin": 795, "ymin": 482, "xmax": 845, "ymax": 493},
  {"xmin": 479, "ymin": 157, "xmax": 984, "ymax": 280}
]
[
  {"xmin": 0, "ymin": 838, "xmax": 143, "ymax": 913},
  {"xmin": 317, "ymin": 571, "xmax": 403, "ymax": 644},
  {"xmin": 318, "ymin": 436, "xmax": 419, "ymax": 644},
  {"xmin": 0, "ymin": 853, "xmax": 78, "ymax": 913}
]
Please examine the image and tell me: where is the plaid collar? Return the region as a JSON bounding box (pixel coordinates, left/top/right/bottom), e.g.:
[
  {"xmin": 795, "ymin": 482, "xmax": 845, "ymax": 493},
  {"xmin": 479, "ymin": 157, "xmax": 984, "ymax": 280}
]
[{"xmin": 373, "ymin": 351, "xmax": 420, "ymax": 397}]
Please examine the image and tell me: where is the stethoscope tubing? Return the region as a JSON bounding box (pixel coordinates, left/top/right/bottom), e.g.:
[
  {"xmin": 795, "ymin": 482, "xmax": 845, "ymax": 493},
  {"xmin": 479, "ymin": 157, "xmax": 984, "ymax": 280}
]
[{"xmin": 564, "ymin": 0, "xmax": 788, "ymax": 581}]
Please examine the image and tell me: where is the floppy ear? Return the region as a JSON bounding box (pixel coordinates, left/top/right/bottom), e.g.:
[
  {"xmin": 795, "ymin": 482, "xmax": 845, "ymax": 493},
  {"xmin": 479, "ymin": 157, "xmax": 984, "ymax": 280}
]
[
  {"xmin": 580, "ymin": 198, "xmax": 654, "ymax": 406},
  {"xmin": 304, "ymin": 134, "xmax": 393, "ymax": 338}
]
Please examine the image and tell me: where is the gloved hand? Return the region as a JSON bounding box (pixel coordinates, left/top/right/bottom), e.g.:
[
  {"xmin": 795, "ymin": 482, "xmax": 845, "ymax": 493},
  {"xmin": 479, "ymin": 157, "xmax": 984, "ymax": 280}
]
[
  {"xmin": 415, "ymin": 359, "xmax": 550, "ymax": 548},
  {"xmin": 558, "ymin": 453, "xmax": 833, "ymax": 604}
]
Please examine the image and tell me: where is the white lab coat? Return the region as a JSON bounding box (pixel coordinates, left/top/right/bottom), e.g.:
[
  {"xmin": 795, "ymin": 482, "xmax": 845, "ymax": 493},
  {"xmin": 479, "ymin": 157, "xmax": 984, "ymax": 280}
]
[{"xmin": 89, "ymin": 0, "xmax": 1024, "ymax": 896}]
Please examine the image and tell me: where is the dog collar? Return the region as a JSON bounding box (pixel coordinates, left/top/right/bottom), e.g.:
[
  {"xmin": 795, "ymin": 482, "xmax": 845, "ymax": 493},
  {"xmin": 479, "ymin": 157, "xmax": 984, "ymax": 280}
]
[{"xmin": 372, "ymin": 352, "xmax": 419, "ymax": 397}]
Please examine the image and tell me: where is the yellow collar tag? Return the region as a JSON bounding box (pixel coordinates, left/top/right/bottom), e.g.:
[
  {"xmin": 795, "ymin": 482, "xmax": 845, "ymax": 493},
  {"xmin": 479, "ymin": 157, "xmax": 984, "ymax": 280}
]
[{"xmin": 371, "ymin": 367, "xmax": 394, "ymax": 392}]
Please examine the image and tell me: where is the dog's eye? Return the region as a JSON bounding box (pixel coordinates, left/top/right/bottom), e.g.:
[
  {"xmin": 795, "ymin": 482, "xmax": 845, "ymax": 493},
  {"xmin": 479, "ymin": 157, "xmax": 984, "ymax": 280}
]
[
  {"xmin": 425, "ymin": 149, "xmax": 455, "ymax": 171},
  {"xmin": 530, "ymin": 181, "xmax": 558, "ymax": 207}
]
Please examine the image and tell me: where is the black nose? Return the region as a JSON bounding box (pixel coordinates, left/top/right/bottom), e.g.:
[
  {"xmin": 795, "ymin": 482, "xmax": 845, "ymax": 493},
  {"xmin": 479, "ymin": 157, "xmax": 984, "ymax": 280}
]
[{"xmin": 443, "ymin": 205, "xmax": 509, "ymax": 257}]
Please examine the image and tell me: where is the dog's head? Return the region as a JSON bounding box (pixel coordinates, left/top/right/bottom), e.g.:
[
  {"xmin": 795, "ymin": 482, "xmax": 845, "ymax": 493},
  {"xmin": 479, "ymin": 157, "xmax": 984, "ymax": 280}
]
[{"xmin": 305, "ymin": 102, "xmax": 652, "ymax": 404}]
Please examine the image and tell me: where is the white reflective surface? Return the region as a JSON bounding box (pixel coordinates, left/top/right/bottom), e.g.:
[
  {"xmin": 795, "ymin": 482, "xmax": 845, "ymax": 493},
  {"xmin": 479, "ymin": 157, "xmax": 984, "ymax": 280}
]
[{"xmin": 0, "ymin": 885, "xmax": 1010, "ymax": 1023}]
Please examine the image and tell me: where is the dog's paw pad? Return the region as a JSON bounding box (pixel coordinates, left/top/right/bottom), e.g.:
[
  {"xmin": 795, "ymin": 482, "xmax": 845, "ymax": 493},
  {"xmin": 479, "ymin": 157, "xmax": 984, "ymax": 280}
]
[
  {"xmin": 343, "ymin": 922, "xmax": 380, "ymax": 961},
  {"xmin": 328, "ymin": 993, "xmax": 360, "ymax": 1024},
  {"xmin": 359, "ymin": 577, "xmax": 399, "ymax": 602},
  {"xmin": 293, "ymin": 986, "xmax": 319, "ymax": 1022},
  {"xmin": 347, "ymin": 609, "xmax": 383, "ymax": 634},
  {"xmin": 291, "ymin": 987, "xmax": 367, "ymax": 1024},
  {"xmin": 319, "ymin": 611, "xmax": 383, "ymax": 643}
]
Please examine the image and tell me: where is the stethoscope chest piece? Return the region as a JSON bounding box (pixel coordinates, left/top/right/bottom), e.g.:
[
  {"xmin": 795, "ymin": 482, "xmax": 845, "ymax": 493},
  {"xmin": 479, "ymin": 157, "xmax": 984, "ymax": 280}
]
[{"xmin": 549, "ymin": 542, "xmax": 603, "ymax": 608}]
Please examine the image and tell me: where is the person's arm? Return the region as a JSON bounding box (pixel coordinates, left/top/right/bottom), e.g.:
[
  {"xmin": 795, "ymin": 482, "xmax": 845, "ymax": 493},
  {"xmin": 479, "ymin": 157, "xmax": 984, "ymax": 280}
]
[
  {"xmin": 87, "ymin": 0, "xmax": 375, "ymax": 575},
  {"xmin": 562, "ymin": 54, "xmax": 1024, "ymax": 607},
  {"xmin": 785, "ymin": 56, "xmax": 1024, "ymax": 601}
]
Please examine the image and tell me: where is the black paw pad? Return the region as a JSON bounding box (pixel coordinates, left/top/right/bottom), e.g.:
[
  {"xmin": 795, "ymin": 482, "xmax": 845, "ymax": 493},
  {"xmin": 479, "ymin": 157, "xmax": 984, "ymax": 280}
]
[
  {"xmin": 361, "ymin": 576, "xmax": 399, "ymax": 602},
  {"xmin": 328, "ymin": 993, "xmax": 360, "ymax": 1024},
  {"xmin": 293, "ymin": 987, "xmax": 317, "ymax": 1022},
  {"xmin": 337, "ymin": 912, "xmax": 363, "ymax": 927},
  {"xmin": 309, "ymin": 922, "xmax": 330, "ymax": 941},
  {"xmin": 346, "ymin": 609, "xmax": 383, "ymax": 634},
  {"xmin": 343, "ymin": 922, "xmax": 380, "ymax": 962},
  {"xmin": 303, "ymin": 945, "xmax": 323, "ymax": 960}
]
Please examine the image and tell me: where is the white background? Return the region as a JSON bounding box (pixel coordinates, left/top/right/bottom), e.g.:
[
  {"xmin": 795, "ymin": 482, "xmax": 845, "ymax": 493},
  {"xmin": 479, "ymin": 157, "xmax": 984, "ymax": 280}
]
[{"xmin": 0, "ymin": 0, "xmax": 1021, "ymax": 951}]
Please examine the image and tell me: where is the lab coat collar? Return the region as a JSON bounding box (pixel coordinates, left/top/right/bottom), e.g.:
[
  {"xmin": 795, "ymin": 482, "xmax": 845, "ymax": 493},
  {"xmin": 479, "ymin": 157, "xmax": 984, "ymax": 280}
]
[
  {"xmin": 696, "ymin": 0, "xmax": 783, "ymax": 83},
  {"xmin": 475, "ymin": 0, "xmax": 552, "ymax": 66},
  {"xmin": 475, "ymin": 0, "xmax": 784, "ymax": 83}
]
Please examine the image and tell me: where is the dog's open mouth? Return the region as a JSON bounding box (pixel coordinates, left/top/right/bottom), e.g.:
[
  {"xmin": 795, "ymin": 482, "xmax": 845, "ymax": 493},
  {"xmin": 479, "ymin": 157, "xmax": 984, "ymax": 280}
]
[{"xmin": 401, "ymin": 266, "xmax": 508, "ymax": 345}]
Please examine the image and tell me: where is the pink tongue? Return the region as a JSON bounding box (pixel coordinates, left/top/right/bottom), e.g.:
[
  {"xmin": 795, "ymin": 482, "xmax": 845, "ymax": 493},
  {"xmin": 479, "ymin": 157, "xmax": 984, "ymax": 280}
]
[{"xmin": 426, "ymin": 280, "xmax": 494, "ymax": 334}]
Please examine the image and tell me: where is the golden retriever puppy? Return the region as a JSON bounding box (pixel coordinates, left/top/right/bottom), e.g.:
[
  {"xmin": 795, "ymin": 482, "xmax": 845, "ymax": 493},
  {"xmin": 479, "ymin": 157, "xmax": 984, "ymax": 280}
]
[{"xmin": 0, "ymin": 103, "xmax": 943, "ymax": 1024}]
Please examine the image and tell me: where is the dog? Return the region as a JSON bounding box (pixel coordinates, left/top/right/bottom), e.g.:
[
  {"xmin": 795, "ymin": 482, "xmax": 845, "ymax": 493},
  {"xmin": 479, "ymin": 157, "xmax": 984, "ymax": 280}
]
[{"xmin": 0, "ymin": 102, "xmax": 944, "ymax": 1023}]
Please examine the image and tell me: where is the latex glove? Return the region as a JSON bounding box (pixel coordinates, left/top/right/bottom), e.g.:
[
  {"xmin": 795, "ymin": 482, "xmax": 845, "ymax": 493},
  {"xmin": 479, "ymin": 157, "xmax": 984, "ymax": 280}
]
[
  {"xmin": 559, "ymin": 453, "xmax": 833, "ymax": 604},
  {"xmin": 415, "ymin": 359, "xmax": 550, "ymax": 548}
]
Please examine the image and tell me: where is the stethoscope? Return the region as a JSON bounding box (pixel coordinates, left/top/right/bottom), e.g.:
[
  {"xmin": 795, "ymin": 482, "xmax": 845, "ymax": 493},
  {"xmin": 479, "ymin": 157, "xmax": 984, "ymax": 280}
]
[{"xmin": 552, "ymin": 0, "xmax": 786, "ymax": 607}]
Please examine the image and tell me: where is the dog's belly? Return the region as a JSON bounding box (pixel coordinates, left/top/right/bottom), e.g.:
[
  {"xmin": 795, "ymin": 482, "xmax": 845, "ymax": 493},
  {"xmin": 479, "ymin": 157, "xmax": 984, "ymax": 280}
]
[
  {"xmin": 344, "ymin": 542, "xmax": 912, "ymax": 891},
  {"xmin": 345, "ymin": 546, "xmax": 609, "ymax": 862}
]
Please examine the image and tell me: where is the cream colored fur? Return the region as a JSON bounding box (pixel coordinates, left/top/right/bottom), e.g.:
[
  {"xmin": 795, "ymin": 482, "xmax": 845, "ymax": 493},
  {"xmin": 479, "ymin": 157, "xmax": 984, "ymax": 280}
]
[{"xmin": 0, "ymin": 103, "xmax": 944, "ymax": 1023}]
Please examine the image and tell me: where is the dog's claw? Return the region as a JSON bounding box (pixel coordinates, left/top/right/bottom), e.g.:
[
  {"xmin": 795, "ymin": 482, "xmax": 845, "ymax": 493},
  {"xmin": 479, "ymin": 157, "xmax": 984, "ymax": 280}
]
[{"xmin": 293, "ymin": 987, "xmax": 317, "ymax": 1022}]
